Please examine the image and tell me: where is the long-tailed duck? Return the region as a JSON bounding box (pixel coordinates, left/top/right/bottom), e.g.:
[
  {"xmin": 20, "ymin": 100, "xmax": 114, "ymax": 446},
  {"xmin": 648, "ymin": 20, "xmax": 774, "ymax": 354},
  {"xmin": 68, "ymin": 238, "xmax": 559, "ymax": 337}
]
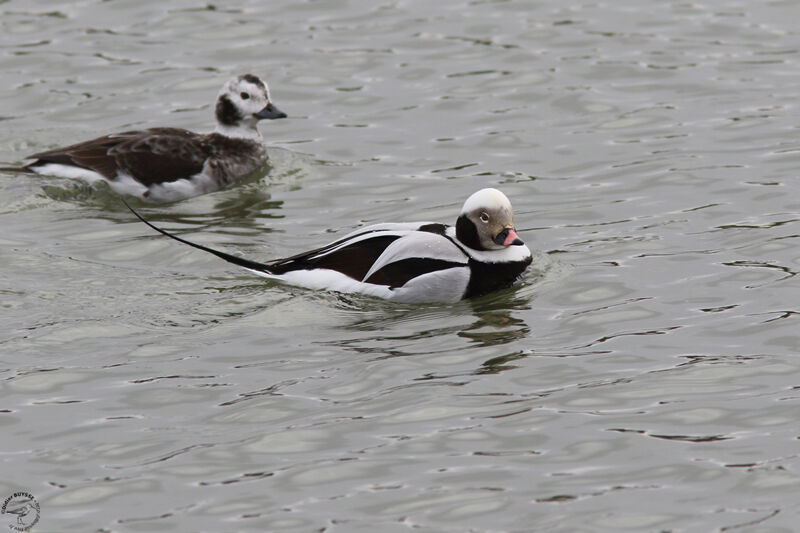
[
  {"xmin": 4, "ymin": 74, "xmax": 286, "ymax": 202},
  {"xmin": 125, "ymin": 188, "xmax": 533, "ymax": 303}
]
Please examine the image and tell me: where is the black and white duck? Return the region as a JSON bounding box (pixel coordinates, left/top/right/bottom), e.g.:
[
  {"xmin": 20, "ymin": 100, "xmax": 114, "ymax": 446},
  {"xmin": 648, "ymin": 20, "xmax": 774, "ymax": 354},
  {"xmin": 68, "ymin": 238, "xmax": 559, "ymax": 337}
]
[{"xmin": 126, "ymin": 188, "xmax": 533, "ymax": 303}]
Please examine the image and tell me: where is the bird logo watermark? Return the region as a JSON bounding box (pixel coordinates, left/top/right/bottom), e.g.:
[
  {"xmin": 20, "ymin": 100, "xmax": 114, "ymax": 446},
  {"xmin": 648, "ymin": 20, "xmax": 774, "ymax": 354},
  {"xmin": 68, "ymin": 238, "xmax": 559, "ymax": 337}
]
[{"xmin": 1, "ymin": 492, "xmax": 40, "ymax": 532}]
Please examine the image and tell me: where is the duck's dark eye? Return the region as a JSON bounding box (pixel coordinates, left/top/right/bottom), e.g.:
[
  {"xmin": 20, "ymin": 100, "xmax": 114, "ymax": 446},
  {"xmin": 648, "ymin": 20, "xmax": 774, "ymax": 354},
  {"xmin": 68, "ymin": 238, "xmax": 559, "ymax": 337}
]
[
  {"xmin": 479, "ymin": 212, "xmax": 490, "ymax": 223},
  {"xmin": 240, "ymin": 92, "xmax": 250, "ymax": 100}
]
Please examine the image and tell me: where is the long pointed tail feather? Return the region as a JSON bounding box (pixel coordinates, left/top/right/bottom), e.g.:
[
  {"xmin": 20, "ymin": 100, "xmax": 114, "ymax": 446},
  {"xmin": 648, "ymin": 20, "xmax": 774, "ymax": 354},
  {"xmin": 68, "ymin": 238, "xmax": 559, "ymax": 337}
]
[{"xmin": 122, "ymin": 199, "xmax": 274, "ymax": 275}]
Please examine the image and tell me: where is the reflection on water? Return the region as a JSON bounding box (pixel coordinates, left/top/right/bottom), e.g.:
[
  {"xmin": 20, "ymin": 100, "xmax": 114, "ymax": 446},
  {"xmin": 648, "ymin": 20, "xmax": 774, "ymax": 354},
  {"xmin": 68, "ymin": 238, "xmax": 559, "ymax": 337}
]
[
  {"xmin": 475, "ymin": 351, "xmax": 528, "ymax": 375},
  {"xmin": 36, "ymin": 148, "xmax": 316, "ymax": 229}
]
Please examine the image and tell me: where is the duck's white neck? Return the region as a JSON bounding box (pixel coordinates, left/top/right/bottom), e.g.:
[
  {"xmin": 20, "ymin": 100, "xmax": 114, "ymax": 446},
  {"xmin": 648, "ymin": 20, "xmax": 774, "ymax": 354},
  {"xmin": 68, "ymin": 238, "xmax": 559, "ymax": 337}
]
[{"xmin": 214, "ymin": 123, "xmax": 264, "ymax": 142}]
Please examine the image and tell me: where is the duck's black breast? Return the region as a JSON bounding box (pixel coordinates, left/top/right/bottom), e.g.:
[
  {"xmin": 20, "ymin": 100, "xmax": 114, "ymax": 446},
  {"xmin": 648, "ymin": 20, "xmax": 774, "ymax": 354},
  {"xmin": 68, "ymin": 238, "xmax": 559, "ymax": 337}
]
[{"xmin": 463, "ymin": 255, "xmax": 532, "ymax": 299}]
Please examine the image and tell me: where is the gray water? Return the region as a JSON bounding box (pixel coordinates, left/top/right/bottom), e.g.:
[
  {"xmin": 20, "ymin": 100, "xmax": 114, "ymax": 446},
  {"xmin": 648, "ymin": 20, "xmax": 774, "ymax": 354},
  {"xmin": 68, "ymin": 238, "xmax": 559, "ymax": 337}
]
[{"xmin": 2, "ymin": 0, "xmax": 799, "ymax": 531}]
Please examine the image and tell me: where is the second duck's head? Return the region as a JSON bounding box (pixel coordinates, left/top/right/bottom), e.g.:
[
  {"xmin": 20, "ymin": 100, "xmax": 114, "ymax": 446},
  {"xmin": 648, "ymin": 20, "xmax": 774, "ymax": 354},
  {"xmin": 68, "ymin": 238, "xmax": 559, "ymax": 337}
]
[{"xmin": 215, "ymin": 73, "xmax": 286, "ymax": 134}]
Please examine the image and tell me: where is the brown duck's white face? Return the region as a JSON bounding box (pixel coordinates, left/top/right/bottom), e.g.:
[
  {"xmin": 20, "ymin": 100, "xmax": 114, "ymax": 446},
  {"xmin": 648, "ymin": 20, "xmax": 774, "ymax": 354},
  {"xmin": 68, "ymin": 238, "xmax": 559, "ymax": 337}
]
[
  {"xmin": 459, "ymin": 188, "xmax": 524, "ymax": 251},
  {"xmin": 215, "ymin": 74, "xmax": 286, "ymax": 133}
]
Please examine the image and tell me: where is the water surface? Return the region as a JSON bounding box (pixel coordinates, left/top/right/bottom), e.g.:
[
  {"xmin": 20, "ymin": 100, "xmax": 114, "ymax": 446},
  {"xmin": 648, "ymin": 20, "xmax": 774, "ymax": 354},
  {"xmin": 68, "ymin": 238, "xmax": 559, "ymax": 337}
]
[{"xmin": 1, "ymin": 0, "xmax": 799, "ymax": 531}]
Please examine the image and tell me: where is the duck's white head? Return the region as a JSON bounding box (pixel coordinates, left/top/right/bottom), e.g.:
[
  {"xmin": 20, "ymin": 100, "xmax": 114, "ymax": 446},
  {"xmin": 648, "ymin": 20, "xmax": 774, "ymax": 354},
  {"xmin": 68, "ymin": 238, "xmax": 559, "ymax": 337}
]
[
  {"xmin": 456, "ymin": 188, "xmax": 524, "ymax": 251},
  {"xmin": 214, "ymin": 74, "xmax": 286, "ymax": 138}
]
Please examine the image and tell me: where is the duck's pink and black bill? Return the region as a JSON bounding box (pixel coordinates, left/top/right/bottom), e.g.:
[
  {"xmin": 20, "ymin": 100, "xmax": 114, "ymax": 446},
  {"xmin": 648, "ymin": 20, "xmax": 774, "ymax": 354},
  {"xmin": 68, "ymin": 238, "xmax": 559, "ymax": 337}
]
[{"xmin": 493, "ymin": 227, "xmax": 523, "ymax": 246}]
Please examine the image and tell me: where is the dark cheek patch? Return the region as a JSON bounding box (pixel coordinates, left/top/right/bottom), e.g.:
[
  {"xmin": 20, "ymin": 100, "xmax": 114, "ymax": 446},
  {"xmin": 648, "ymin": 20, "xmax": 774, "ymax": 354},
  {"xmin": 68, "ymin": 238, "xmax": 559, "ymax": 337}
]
[
  {"xmin": 215, "ymin": 94, "xmax": 241, "ymax": 126},
  {"xmin": 455, "ymin": 215, "xmax": 484, "ymax": 250}
]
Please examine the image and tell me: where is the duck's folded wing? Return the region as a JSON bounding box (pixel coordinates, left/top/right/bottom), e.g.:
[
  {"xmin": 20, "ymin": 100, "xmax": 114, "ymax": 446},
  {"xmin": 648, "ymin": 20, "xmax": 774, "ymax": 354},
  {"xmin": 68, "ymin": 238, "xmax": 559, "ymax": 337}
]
[
  {"xmin": 267, "ymin": 233, "xmax": 403, "ymax": 281},
  {"xmin": 109, "ymin": 129, "xmax": 209, "ymax": 185},
  {"xmin": 27, "ymin": 134, "xmax": 136, "ymax": 178},
  {"xmin": 362, "ymin": 231, "xmax": 468, "ymax": 288},
  {"xmin": 27, "ymin": 128, "xmax": 208, "ymax": 184},
  {"xmin": 265, "ymin": 223, "xmax": 437, "ymax": 280}
]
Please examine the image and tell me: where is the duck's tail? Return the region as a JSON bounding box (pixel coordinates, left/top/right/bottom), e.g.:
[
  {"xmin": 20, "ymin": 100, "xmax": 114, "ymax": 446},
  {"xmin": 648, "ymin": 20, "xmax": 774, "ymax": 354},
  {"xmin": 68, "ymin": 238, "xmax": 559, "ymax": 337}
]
[
  {"xmin": 122, "ymin": 199, "xmax": 275, "ymax": 275},
  {"xmin": 0, "ymin": 165, "xmax": 34, "ymax": 173}
]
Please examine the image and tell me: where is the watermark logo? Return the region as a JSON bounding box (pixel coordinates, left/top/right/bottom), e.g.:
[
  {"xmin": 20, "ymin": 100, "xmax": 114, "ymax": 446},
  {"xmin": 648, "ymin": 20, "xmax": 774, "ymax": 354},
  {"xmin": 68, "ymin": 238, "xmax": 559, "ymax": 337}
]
[{"xmin": 1, "ymin": 492, "xmax": 40, "ymax": 532}]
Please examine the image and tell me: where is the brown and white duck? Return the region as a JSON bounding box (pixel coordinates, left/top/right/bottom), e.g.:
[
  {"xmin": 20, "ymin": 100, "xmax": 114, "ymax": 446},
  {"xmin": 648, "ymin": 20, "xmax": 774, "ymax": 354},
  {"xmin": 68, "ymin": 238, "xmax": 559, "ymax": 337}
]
[{"xmin": 5, "ymin": 74, "xmax": 286, "ymax": 201}]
